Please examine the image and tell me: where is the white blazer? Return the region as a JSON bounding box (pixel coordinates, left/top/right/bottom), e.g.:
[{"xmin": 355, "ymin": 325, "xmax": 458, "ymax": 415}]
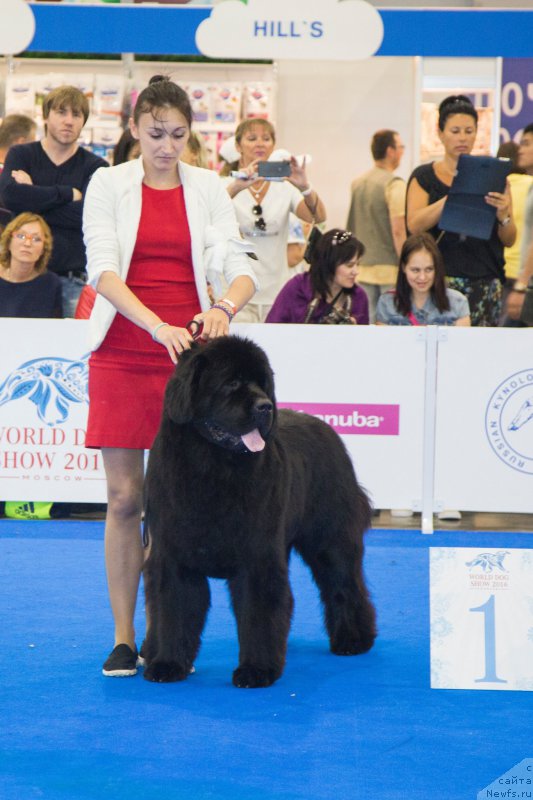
[{"xmin": 82, "ymin": 157, "xmax": 258, "ymax": 350}]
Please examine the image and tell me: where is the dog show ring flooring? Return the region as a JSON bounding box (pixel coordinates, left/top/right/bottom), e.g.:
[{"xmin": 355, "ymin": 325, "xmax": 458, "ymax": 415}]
[{"xmin": 1, "ymin": 517, "xmax": 531, "ymax": 800}]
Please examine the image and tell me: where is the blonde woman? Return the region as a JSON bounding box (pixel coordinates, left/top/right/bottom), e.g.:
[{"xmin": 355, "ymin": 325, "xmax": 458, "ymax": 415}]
[
  {"xmin": 181, "ymin": 131, "xmax": 209, "ymax": 169},
  {"xmin": 224, "ymin": 118, "xmax": 326, "ymax": 321},
  {"xmin": 0, "ymin": 211, "xmax": 61, "ymax": 317}
]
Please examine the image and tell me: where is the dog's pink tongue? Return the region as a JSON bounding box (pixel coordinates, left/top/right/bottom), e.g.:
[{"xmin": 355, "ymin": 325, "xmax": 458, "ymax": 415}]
[{"xmin": 241, "ymin": 429, "xmax": 265, "ymax": 452}]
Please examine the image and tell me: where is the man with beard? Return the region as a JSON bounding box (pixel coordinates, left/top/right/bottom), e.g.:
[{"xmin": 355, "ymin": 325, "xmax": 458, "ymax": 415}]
[{"xmin": 0, "ymin": 86, "xmax": 108, "ymax": 316}]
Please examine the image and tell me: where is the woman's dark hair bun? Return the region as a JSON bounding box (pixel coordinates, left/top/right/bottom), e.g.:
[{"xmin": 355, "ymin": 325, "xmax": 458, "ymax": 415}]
[
  {"xmin": 148, "ymin": 74, "xmax": 168, "ymax": 86},
  {"xmin": 133, "ymin": 74, "xmax": 193, "ymax": 128},
  {"xmin": 438, "ymin": 94, "xmax": 474, "ymax": 113},
  {"xmin": 438, "ymin": 94, "xmax": 478, "ymax": 131}
]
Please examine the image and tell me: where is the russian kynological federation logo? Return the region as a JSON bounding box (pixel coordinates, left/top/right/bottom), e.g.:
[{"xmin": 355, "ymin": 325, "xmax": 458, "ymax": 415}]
[
  {"xmin": 0, "ymin": 356, "xmax": 88, "ymax": 426},
  {"xmin": 485, "ymin": 369, "xmax": 533, "ymax": 474},
  {"xmin": 465, "ymin": 551, "xmax": 510, "ymax": 573}
]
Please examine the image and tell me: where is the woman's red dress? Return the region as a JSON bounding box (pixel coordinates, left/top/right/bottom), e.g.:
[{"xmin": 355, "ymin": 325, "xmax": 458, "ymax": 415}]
[{"xmin": 85, "ymin": 183, "xmax": 201, "ymax": 449}]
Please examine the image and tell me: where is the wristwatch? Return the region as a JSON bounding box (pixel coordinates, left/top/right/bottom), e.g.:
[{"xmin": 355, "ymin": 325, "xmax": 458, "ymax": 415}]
[
  {"xmin": 498, "ymin": 215, "xmax": 512, "ymax": 227},
  {"xmin": 513, "ymin": 281, "xmax": 527, "ymax": 293}
]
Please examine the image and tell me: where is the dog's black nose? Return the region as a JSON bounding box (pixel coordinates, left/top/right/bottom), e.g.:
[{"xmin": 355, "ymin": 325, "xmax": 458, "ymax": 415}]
[{"xmin": 254, "ymin": 399, "xmax": 273, "ymax": 415}]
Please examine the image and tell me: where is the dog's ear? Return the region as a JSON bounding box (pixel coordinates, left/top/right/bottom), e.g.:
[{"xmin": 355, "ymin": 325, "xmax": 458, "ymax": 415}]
[{"xmin": 164, "ymin": 344, "xmax": 205, "ymax": 424}]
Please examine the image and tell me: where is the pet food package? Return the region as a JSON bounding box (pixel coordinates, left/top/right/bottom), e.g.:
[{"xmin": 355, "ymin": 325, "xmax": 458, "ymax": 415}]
[
  {"xmin": 200, "ymin": 130, "xmax": 221, "ymax": 171},
  {"xmin": 4, "ymin": 75, "xmax": 36, "ymax": 117},
  {"xmin": 242, "ymin": 82, "xmax": 275, "ymax": 120},
  {"xmin": 77, "ymin": 127, "xmax": 93, "ymax": 148},
  {"xmin": 127, "ymin": 84, "xmax": 141, "ymax": 119},
  {"xmin": 34, "ymin": 72, "xmax": 67, "ymax": 112},
  {"xmin": 66, "ymin": 73, "xmax": 95, "ymax": 106},
  {"xmin": 211, "ymin": 82, "xmax": 242, "ymax": 125},
  {"xmin": 93, "ymin": 74, "xmax": 125, "ymax": 122},
  {"xmin": 91, "ymin": 125, "xmax": 123, "ymax": 162},
  {"xmin": 184, "ymin": 82, "xmax": 211, "ymax": 124}
]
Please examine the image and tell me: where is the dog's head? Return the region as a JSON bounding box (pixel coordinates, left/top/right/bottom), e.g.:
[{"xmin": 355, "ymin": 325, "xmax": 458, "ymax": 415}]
[{"xmin": 164, "ymin": 336, "xmax": 276, "ymax": 454}]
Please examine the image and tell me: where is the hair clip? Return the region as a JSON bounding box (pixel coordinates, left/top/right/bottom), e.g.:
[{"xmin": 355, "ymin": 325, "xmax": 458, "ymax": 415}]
[{"xmin": 332, "ymin": 230, "xmax": 352, "ymax": 246}]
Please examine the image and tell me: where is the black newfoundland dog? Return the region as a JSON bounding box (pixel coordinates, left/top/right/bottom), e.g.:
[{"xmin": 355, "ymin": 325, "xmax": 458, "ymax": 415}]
[{"xmin": 143, "ymin": 336, "xmax": 376, "ymax": 687}]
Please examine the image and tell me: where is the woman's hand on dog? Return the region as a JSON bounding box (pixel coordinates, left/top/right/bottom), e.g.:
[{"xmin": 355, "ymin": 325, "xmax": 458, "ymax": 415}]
[
  {"xmin": 154, "ymin": 308, "xmax": 230, "ymax": 364},
  {"xmin": 154, "ymin": 325, "xmax": 194, "ymax": 364},
  {"xmin": 193, "ymin": 307, "xmax": 231, "ymax": 340}
]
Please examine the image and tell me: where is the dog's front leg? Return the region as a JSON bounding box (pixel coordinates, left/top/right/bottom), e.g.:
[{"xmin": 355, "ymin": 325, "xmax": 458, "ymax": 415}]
[
  {"xmin": 143, "ymin": 555, "xmax": 210, "ymax": 683},
  {"xmin": 228, "ymin": 559, "xmax": 293, "ymax": 688}
]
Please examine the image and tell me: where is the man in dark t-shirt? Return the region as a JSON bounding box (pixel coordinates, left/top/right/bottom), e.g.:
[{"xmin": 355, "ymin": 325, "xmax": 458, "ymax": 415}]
[{"xmin": 0, "ymin": 86, "xmax": 108, "ymax": 316}]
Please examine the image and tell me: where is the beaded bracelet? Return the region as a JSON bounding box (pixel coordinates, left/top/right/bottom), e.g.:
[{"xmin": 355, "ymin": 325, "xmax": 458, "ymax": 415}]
[
  {"xmin": 151, "ymin": 321, "xmax": 169, "ymax": 341},
  {"xmin": 211, "ymin": 303, "xmax": 234, "ymax": 323},
  {"xmin": 220, "ymin": 297, "xmax": 237, "ymax": 312}
]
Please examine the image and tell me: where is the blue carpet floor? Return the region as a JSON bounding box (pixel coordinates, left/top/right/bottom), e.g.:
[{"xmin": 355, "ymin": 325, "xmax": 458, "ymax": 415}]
[{"xmin": 0, "ymin": 520, "xmax": 531, "ymax": 800}]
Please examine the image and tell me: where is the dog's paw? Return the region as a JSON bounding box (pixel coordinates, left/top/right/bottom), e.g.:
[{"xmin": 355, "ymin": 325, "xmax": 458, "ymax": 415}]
[
  {"xmin": 143, "ymin": 660, "xmax": 191, "ymax": 683},
  {"xmin": 330, "ymin": 633, "xmax": 375, "ymax": 656},
  {"xmin": 232, "ymin": 664, "xmax": 280, "ymax": 689}
]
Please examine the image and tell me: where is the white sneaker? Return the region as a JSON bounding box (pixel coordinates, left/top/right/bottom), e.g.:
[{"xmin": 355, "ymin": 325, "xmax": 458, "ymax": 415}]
[
  {"xmin": 390, "ymin": 509, "xmax": 414, "ymax": 518},
  {"xmin": 437, "ymin": 510, "xmax": 462, "ymax": 521}
]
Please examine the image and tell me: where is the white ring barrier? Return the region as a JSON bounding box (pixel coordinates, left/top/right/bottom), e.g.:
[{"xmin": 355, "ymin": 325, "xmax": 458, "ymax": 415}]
[{"xmin": 0, "ymin": 320, "xmax": 532, "ymax": 532}]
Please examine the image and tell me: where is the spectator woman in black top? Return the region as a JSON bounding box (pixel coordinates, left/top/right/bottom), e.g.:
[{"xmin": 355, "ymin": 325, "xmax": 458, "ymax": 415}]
[
  {"xmin": 0, "ymin": 211, "xmax": 62, "ymax": 317},
  {"xmin": 406, "ymin": 95, "xmax": 516, "ymax": 326}
]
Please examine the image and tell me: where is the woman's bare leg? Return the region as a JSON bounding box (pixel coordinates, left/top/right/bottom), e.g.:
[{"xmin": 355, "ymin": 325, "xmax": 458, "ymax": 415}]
[{"xmin": 101, "ymin": 447, "xmax": 145, "ymax": 650}]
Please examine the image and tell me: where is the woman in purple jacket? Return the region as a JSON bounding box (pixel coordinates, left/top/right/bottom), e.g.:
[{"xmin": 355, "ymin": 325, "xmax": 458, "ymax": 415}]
[{"xmin": 266, "ymin": 228, "xmax": 369, "ymax": 324}]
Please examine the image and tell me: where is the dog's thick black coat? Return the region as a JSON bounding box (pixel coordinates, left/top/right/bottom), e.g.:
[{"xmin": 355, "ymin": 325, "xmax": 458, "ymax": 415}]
[{"xmin": 143, "ymin": 336, "xmax": 376, "ymax": 687}]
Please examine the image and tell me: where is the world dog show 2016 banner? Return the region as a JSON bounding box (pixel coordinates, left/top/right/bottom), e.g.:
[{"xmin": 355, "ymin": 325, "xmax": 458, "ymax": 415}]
[
  {"xmin": 0, "ymin": 319, "xmax": 106, "ymax": 503},
  {"xmin": 0, "ymin": 321, "xmax": 426, "ymax": 510}
]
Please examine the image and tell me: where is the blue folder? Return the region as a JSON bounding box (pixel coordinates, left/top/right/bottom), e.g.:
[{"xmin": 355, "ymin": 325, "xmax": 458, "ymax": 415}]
[{"xmin": 438, "ymin": 154, "xmax": 512, "ymax": 241}]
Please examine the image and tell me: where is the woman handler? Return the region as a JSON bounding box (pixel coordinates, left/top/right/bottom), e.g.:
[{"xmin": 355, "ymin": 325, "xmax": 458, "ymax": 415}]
[{"xmin": 83, "ymin": 76, "xmax": 257, "ymax": 676}]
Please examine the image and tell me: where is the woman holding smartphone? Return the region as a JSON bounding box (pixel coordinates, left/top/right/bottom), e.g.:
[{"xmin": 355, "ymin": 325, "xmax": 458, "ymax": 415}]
[
  {"xmin": 224, "ymin": 118, "xmax": 326, "ymax": 322},
  {"xmin": 406, "ymin": 95, "xmax": 515, "ymax": 326}
]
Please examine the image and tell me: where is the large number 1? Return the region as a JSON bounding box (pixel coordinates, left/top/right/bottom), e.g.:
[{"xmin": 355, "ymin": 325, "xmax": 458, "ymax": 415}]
[{"xmin": 469, "ymin": 595, "xmax": 507, "ymax": 684}]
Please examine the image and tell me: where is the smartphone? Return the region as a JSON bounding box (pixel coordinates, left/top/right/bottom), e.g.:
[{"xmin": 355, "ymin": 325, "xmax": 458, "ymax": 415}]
[{"xmin": 257, "ymin": 161, "xmax": 291, "ymax": 180}]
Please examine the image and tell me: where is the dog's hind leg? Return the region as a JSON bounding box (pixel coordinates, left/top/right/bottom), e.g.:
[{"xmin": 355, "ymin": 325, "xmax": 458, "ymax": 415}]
[
  {"xmin": 228, "ymin": 560, "xmax": 294, "ymax": 688},
  {"xmin": 297, "ymin": 537, "xmax": 376, "ymax": 657},
  {"xmin": 143, "ymin": 557, "xmax": 210, "ymax": 683}
]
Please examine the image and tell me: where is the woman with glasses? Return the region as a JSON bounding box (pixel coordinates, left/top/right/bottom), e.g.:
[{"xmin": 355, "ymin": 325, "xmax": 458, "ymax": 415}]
[
  {"xmin": 406, "ymin": 95, "xmax": 516, "ymax": 326},
  {"xmin": 266, "ymin": 229, "xmax": 369, "ymax": 325},
  {"xmin": 0, "ymin": 211, "xmax": 62, "ymax": 317},
  {"xmin": 224, "ymin": 118, "xmax": 326, "ymax": 322},
  {"xmin": 82, "ymin": 76, "xmax": 257, "ymax": 678}
]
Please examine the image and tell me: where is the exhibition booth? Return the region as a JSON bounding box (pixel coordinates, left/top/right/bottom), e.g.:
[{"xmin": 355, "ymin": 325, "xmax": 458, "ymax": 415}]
[{"xmin": 2, "ymin": 4, "xmax": 533, "ymax": 225}]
